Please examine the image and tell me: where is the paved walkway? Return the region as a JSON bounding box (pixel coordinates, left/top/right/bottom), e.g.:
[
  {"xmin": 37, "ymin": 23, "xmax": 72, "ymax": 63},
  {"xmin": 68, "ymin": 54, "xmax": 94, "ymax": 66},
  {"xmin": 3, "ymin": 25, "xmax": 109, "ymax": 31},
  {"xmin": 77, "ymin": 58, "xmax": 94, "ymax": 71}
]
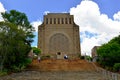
[
  {"xmin": 0, "ymin": 59, "xmax": 106, "ymax": 80},
  {"xmin": 0, "ymin": 71, "xmax": 105, "ymax": 80}
]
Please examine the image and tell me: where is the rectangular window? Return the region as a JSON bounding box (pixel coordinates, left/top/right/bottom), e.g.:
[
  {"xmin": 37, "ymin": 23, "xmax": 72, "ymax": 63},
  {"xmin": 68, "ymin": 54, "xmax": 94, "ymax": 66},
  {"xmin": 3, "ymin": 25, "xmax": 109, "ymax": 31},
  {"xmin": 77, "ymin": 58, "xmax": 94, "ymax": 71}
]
[
  {"xmin": 61, "ymin": 18, "xmax": 64, "ymax": 24},
  {"xmin": 69, "ymin": 18, "xmax": 71, "ymax": 24},
  {"xmin": 65, "ymin": 18, "xmax": 68, "ymax": 24},
  {"xmin": 58, "ymin": 18, "xmax": 60, "ymax": 24},
  {"xmin": 50, "ymin": 18, "xmax": 52, "ymax": 24},
  {"xmin": 54, "ymin": 18, "xmax": 56, "ymax": 24},
  {"xmin": 46, "ymin": 18, "xmax": 48, "ymax": 24}
]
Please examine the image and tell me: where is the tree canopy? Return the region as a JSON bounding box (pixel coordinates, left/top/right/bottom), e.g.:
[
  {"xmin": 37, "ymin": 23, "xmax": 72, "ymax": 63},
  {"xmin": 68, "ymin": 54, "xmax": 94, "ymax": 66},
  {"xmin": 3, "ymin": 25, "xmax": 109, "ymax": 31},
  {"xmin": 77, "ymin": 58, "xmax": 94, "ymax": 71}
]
[
  {"xmin": 1, "ymin": 10, "xmax": 35, "ymax": 46},
  {"xmin": 32, "ymin": 47, "xmax": 41, "ymax": 55},
  {"xmin": 97, "ymin": 35, "xmax": 120, "ymax": 71},
  {"xmin": 0, "ymin": 10, "xmax": 34, "ymax": 72}
]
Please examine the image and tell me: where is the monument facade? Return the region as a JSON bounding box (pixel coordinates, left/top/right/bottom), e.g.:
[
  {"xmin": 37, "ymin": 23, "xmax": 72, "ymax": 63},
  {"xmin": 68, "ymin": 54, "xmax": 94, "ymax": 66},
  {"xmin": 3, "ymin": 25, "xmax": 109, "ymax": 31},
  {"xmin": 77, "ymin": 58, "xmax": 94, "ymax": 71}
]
[{"xmin": 38, "ymin": 13, "xmax": 81, "ymax": 59}]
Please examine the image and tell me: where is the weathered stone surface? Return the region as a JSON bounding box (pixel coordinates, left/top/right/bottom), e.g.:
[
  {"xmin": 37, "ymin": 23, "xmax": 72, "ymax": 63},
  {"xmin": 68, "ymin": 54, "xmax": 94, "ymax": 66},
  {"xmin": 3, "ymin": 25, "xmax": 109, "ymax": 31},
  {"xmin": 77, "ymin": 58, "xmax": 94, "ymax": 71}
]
[
  {"xmin": 0, "ymin": 71, "xmax": 105, "ymax": 80},
  {"xmin": 38, "ymin": 13, "xmax": 81, "ymax": 59},
  {"xmin": 29, "ymin": 59, "xmax": 97, "ymax": 71}
]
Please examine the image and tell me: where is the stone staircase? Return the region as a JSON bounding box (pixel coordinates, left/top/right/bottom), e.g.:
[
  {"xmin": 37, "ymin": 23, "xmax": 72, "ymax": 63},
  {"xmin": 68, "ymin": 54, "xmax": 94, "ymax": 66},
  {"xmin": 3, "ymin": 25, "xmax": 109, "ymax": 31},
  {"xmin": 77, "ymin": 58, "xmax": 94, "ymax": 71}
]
[
  {"xmin": 28, "ymin": 59, "xmax": 97, "ymax": 71},
  {"xmin": 26, "ymin": 59, "xmax": 106, "ymax": 80},
  {"xmin": 1, "ymin": 59, "xmax": 120, "ymax": 80},
  {"xmin": 0, "ymin": 59, "xmax": 107, "ymax": 80}
]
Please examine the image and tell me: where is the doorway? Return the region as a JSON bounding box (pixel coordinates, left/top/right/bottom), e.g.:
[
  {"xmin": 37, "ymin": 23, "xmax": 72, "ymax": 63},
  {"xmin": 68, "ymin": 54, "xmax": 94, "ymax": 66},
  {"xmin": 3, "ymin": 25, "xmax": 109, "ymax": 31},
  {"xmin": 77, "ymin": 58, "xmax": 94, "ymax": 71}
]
[
  {"xmin": 57, "ymin": 52, "xmax": 61, "ymax": 55},
  {"xmin": 57, "ymin": 52, "xmax": 62, "ymax": 59}
]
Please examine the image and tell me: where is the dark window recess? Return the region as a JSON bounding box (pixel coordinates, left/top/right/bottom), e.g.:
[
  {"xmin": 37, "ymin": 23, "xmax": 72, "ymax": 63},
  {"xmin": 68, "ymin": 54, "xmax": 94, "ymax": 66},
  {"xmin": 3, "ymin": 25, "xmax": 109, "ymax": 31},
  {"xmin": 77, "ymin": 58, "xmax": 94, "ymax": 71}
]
[
  {"xmin": 65, "ymin": 18, "xmax": 68, "ymax": 24},
  {"xmin": 69, "ymin": 18, "xmax": 71, "ymax": 24},
  {"xmin": 58, "ymin": 18, "xmax": 60, "ymax": 24},
  {"xmin": 46, "ymin": 18, "xmax": 48, "ymax": 24},
  {"xmin": 50, "ymin": 18, "xmax": 52, "ymax": 24},
  {"xmin": 57, "ymin": 52, "xmax": 61, "ymax": 55},
  {"xmin": 62, "ymin": 18, "xmax": 64, "ymax": 24},
  {"xmin": 54, "ymin": 18, "xmax": 56, "ymax": 24}
]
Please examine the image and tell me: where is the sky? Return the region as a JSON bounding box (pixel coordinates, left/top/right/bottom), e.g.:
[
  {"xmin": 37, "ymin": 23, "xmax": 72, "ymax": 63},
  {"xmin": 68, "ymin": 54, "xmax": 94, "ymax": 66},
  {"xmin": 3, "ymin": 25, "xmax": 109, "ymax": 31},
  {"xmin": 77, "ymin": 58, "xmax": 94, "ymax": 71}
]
[{"xmin": 0, "ymin": 0, "xmax": 120, "ymax": 56}]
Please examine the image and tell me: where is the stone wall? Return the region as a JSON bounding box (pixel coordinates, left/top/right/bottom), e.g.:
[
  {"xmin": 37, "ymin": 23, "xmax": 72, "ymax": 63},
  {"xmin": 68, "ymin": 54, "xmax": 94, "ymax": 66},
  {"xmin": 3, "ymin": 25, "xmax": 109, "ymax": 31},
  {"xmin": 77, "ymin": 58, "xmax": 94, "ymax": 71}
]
[{"xmin": 38, "ymin": 13, "xmax": 81, "ymax": 59}]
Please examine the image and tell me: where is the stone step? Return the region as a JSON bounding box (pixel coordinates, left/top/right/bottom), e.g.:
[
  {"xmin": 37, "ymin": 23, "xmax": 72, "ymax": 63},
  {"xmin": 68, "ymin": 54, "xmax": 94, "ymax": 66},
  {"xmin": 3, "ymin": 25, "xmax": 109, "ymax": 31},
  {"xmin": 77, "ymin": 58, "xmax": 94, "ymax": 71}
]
[
  {"xmin": 0, "ymin": 71, "xmax": 106, "ymax": 80},
  {"xmin": 29, "ymin": 59, "xmax": 97, "ymax": 71}
]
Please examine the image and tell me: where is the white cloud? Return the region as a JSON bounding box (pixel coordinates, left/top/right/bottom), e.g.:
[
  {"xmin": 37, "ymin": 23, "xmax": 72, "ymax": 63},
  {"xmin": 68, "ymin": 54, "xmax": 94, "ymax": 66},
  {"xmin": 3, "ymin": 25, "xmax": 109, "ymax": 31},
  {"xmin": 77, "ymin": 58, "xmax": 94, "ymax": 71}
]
[
  {"xmin": 0, "ymin": 2, "xmax": 6, "ymax": 21},
  {"xmin": 70, "ymin": 0, "xmax": 120, "ymax": 56},
  {"xmin": 31, "ymin": 20, "xmax": 42, "ymax": 32},
  {"xmin": 113, "ymin": 11, "xmax": 120, "ymax": 21},
  {"xmin": 44, "ymin": 11, "xmax": 50, "ymax": 15}
]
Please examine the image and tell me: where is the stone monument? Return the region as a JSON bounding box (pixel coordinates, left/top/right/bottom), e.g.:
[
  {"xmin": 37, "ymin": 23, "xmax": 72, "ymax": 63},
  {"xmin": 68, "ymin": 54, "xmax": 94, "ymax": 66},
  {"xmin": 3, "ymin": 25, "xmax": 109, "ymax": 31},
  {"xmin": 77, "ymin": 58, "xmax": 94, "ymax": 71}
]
[{"xmin": 38, "ymin": 13, "xmax": 81, "ymax": 59}]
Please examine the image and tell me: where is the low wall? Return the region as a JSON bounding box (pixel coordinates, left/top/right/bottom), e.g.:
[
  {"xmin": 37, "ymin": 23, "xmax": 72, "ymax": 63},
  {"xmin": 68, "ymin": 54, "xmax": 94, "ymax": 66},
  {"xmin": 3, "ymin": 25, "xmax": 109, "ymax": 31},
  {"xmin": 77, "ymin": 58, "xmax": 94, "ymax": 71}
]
[{"xmin": 93, "ymin": 63, "xmax": 120, "ymax": 80}]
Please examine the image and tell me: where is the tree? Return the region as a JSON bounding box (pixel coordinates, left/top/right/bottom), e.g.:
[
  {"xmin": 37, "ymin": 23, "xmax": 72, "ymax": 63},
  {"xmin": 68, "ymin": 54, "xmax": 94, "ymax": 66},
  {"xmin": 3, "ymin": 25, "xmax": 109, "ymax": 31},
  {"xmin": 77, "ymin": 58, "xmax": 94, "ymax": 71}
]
[
  {"xmin": 32, "ymin": 47, "xmax": 41, "ymax": 55},
  {"xmin": 1, "ymin": 10, "xmax": 35, "ymax": 46},
  {"xmin": 0, "ymin": 22, "xmax": 24, "ymax": 71},
  {"xmin": 0, "ymin": 10, "xmax": 34, "ymax": 72},
  {"xmin": 97, "ymin": 35, "xmax": 120, "ymax": 70}
]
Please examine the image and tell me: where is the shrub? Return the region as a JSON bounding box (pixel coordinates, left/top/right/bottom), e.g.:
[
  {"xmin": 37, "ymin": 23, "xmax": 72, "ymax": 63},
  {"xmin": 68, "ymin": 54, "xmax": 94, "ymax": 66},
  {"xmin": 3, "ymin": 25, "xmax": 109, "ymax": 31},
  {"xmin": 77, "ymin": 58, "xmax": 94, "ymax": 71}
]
[
  {"xmin": 80, "ymin": 56, "xmax": 85, "ymax": 59},
  {"xmin": 41, "ymin": 55, "xmax": 51, "ymax": 60},
  {"xmin": 10, "ymin": 58, "xmax": 32, "ymax": 72},
  {"xmin": 0, "ymin": 69, "xmax": 8, "ymax": 76},
  {"xmin": 113, "ymin": 63, "xmax": 120, "ymax": 72}
]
